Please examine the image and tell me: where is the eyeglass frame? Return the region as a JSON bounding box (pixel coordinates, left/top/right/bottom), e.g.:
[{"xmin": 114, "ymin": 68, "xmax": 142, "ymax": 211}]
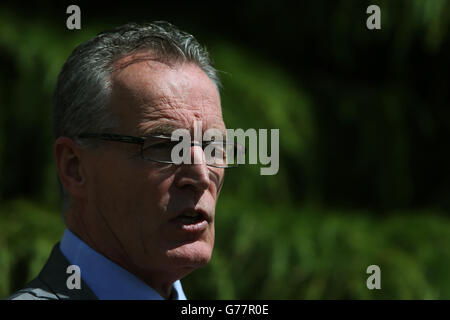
[{"xmin": 77, "ymin": 133, "xmax": 244, "ymax": 168}]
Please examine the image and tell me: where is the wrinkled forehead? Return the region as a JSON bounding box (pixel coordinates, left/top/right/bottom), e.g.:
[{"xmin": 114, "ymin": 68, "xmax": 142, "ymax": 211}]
[{"xmin": 109, "ymin": 54, "xmax": 225, "ymax": 136}]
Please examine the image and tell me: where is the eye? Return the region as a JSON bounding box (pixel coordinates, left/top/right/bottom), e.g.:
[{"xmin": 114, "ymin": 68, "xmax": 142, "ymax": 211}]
[
  {"xmin": 141, "ymin": 137, "xmax": 179, "ymax": 163},
  {"xmin": 143, "ymin": 136, "xmax": 172, "ymax": 149},
  {"xmin": 205, "ymin": 142, "xmax": 226, "ymax": 160},
  {"xmin": 149, "ymin": 141, "xmax": 170, "ymax": 149}
]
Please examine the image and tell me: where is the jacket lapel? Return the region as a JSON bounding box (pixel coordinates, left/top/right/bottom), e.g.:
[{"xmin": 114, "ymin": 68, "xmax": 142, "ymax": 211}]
[{"xmin": 37, "ymin": 243, "xmax": 98, "ymax": 300}]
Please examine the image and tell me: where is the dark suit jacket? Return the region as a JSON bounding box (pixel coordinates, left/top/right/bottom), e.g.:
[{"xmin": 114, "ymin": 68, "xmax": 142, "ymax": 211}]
[{"xmin": 7, "ymin": 243, "xmax": 98, "ymax": 300}]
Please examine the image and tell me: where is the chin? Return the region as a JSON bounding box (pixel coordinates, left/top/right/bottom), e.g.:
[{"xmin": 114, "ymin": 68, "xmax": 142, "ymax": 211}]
[{"xmin": 166, "ymin": 239, "xmax": 213, "ymax": 269}]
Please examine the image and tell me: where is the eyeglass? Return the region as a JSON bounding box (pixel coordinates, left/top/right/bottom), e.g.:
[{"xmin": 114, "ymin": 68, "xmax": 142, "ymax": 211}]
[{"xmin": 77, "ymin": 133, "xmax": 245, "ymax": 168}]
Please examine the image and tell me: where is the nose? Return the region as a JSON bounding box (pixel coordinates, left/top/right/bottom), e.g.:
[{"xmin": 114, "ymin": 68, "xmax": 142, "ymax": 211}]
[{"xmin": 175, "ymin": 145, "xmax": 210, "ymax": 192}]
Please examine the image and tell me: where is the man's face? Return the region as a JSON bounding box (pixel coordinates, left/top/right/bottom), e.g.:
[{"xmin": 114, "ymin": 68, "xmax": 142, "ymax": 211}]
[{"xmin": 80, "ymin": 55, "xmax": 225, "ymax": 282}]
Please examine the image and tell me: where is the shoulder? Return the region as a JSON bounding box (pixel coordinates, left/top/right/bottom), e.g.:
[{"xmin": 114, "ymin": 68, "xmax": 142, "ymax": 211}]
[
  {"xmin": 6, "ymin": 277, "xmax": 60, "ymax": 300},
  {"xmin": 5, "ymin": 243, "xmax": 97, "ymax": 300}
]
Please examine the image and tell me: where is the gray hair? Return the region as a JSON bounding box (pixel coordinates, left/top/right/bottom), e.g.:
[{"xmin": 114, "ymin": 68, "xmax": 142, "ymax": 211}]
[{"xmin": 53, "ymin": 21, "xmax": 221, "ymax": 220}]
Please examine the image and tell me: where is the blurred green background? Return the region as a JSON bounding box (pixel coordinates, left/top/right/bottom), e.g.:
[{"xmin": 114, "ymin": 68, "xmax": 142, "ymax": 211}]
[{"xmin": 1, "ymin": 0, "xmax": 450, "ymax": 299}]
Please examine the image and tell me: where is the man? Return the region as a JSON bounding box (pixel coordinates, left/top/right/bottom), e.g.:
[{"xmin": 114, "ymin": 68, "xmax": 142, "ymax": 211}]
[{"xmin": 8, "ymin": 21, "xmax": 234, "ymax": 300}]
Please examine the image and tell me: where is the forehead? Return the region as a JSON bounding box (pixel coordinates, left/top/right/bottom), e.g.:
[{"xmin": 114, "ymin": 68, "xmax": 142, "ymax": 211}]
[{"xmin": 109, "ymin": 53, "xmax": 225, "ymax": 136}]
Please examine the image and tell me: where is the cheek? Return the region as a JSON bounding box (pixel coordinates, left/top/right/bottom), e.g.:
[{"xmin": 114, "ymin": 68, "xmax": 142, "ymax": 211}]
[
  {"xmin": 142, "ymin": 168, "xmax": 175, "ymax": 207},
  {"xmin": 129, "ymin": 167, "xmax": 176, "ymax": 236},
  {"xmin": 92, "ymin": 170, "xmax": 142, "ymax": 231},
  {"xmin": 211, "ymin": 168, "xmax": 225, "ymax": 198},
  {"xmin": 89, "ymin": 158, "xmax": 166, "ymax": 227}
]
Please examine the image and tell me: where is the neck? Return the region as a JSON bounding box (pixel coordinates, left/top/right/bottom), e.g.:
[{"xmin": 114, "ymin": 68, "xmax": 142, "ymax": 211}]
[{"xmin": 64, "ymin": 207, "xmax": 180, "ymax": 299}]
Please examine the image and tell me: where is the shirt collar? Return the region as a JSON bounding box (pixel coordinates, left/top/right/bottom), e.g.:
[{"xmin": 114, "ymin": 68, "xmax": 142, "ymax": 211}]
[{"xmin": 59, "ymin": 228, "xmax": 187, "ymax": 300}]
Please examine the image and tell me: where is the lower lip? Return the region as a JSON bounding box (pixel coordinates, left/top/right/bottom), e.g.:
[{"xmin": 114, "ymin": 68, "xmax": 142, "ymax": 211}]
[{"xmin": 172, "ymin": 217, "xmax": 209, "ymax": 233}]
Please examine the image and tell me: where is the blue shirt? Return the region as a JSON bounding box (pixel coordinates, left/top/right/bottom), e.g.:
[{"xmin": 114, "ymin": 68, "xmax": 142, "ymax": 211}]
[{"xmin": 59, "ymin": 228, "xmax": 187, "ymax": 300}]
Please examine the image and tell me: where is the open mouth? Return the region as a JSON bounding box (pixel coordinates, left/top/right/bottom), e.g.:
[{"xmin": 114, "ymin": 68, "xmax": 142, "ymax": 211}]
[
  {"xmin": 177, "ymin": 211, "xmax": 206, "ymax": 224},
  {"xmin": 172, "ymin": 209, "xmax": 210, "ymax": 232}
]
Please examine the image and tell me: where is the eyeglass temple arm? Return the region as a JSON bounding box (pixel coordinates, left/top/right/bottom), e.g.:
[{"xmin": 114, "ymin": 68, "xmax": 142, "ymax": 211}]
[{"xmin": 77, "ymin": 133, "xmax": 145, "ymax": 144}]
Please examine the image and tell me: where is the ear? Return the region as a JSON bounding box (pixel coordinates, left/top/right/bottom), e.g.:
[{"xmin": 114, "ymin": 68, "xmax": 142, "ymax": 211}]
[{"xmin": 54, "ymin": 136, "xmax": 87, "ymax": 199}]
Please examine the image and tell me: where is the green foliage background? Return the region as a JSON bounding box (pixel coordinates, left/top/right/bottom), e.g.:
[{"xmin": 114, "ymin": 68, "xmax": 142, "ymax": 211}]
[{"xmin": 1, "ymin": 1, "xmax": 450, "ymax": 299}]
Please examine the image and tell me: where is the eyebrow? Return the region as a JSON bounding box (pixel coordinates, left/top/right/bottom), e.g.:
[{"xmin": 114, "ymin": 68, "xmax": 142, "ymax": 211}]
[
  {"xmin": 141, "ymin": 122, "xmax": 227, "ymax": 140},
  {"xmin": 141, "ymin": 123, "xmax": 185, "ymax": 136}
]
